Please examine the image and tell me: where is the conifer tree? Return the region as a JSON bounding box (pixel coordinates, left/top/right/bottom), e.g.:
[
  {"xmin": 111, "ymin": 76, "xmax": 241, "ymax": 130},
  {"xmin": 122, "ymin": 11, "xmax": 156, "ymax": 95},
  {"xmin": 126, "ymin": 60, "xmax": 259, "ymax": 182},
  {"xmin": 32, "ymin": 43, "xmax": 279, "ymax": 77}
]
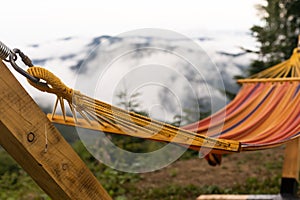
[{"xmin": 249, "ymin": 0, "xmax": 300, "ymax": 75}]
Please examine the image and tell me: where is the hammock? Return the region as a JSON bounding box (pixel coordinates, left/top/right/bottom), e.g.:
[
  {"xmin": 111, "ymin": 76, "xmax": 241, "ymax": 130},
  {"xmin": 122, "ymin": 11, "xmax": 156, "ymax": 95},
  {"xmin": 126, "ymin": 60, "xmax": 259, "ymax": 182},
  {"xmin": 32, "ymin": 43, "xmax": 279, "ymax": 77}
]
[
  {"xmin": 24, "ymin": 42, "xmax": 300, "ymax": 165},
  {"xmin": 184, "ymin": 50, "xmax": 300, "ymax": 151},
  {"xmin": 182, "ymin": 47, "xmax": 300, "ymax": 165}
]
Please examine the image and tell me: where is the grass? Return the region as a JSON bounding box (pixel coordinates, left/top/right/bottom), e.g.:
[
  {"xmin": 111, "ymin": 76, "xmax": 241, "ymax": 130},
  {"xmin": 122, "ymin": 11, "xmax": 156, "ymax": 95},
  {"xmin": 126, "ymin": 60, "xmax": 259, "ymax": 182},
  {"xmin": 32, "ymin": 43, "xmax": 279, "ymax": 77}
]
[
  {"xmin": 125, "ymin": 176, "xmax": 282, "ymax": 200},
  {"xmin": 0, "ymin": 141, "xmax": 298, "ymax": 200},
  {"xmin": 0, "ymin": 170, "xmax": 284, "ymax": 200}
]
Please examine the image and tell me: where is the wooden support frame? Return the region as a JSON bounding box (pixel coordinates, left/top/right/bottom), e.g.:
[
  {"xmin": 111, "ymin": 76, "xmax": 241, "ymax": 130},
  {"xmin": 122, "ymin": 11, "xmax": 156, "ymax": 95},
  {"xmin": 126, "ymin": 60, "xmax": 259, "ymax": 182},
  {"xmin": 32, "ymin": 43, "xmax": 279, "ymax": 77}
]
[
  {"xmin": 0, "ymin": 60, "xmax": 112, "ymax": 199},
  {"xmin": 280, "ymin": 138, "xmax": 300, "ymax": 197}
]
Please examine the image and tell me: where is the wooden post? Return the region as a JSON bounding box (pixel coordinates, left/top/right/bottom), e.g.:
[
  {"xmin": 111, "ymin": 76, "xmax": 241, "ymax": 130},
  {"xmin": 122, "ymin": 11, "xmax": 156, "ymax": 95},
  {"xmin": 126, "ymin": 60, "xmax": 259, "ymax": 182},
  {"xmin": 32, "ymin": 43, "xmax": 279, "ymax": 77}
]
[
  {"xmin": 0, "ymin": 60, "xmax": 112, "ymax": 200},
  {"xmin": 280, "ymin": 138, "xmax": 300, "ymax": 197}
]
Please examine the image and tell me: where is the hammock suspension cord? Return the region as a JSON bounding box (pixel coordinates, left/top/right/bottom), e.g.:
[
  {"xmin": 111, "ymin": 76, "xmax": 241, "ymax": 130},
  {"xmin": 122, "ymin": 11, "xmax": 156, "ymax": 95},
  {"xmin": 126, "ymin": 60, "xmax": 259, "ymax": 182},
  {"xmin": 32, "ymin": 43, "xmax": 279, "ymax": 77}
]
[{"xmin": 24, "ymin": 66, "xmax": 240, "ymax": 152}]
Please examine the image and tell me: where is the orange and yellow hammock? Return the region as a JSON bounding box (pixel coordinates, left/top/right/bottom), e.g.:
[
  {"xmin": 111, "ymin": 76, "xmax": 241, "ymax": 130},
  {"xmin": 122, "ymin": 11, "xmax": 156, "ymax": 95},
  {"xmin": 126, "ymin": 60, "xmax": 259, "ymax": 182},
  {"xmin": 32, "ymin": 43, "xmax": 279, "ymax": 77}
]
[
  {"xmin": 184, "ymin": 48, "xmax": 300, "ymax": 151},
  {"xmin": 25, "ymin": 44, "xmax": 300, "ymax": 165}
]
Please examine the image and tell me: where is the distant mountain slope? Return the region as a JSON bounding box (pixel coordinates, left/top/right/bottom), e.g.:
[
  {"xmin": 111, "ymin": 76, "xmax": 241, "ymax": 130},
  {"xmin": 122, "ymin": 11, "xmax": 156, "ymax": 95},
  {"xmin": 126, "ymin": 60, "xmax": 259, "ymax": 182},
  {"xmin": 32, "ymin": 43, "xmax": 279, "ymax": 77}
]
[{"xmin": 15, "ymin": 32, "xmax": 256, "ymax": 122}]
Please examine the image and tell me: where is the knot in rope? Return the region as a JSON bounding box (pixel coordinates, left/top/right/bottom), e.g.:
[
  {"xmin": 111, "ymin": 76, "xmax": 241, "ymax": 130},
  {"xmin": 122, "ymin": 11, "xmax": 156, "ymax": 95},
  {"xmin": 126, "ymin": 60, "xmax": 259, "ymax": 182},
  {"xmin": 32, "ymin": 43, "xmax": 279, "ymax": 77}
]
[{"xmin": 27, "ymin": 66, "xmax": 74, "ymax": 102}]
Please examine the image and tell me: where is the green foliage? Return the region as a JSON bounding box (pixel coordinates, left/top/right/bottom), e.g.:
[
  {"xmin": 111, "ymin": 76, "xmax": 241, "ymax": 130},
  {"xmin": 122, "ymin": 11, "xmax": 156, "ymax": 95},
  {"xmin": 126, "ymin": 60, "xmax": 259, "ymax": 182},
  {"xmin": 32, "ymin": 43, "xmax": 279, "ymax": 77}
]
[
  {"xmin": 108, "ymin": 134, "xmax": 165, "ymax": 153},
  {"xmin": 219, "ymin": 88, "xmax": 237, "ymax": 101},
  {"xmin": 129, "ymin": 184, "xmax": 204, "ymax": 200},
  {"xmin": 0, "ymin": 149, "xmax": 50, "ymax": 200},
  {"xmin": 0, "ymin": 171, "xmax": 50, "ymax": 200},
  {"xmin": 126, "ymin": 176, "xmax": 282, "ymax": 200},
  {"xmin": 72, "ymin": 141, "xmax": 140, "ymax": 199},
  {"xmin": 249, "ymin": 0, "xmax": 300, "ymax": 75},
  {"xmin": 173, "ymin": 97, "xmax": 211, "ymax": 126},
  {"xmin": 116, "ymin": 88, "xmax": 148, "ymax": 116},
  {"xmin": 99, "ymin": 168, "xmax": 139, "ymax": 198},
  {"xmin": 0, "ymin": 150, "xmax": 20, "ymax": 176},
  {"xmin": 232, "ymin": 175, "xmax": 281, "ymax": 194}
]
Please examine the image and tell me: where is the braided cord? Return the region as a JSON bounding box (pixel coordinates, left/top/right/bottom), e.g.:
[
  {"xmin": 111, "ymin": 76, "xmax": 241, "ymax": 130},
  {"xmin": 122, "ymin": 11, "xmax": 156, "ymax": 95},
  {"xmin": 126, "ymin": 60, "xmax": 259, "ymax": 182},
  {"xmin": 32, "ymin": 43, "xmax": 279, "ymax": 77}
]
[{"xmin": 27, "ymin": 67, "xmax": 74, "ymax": 102}]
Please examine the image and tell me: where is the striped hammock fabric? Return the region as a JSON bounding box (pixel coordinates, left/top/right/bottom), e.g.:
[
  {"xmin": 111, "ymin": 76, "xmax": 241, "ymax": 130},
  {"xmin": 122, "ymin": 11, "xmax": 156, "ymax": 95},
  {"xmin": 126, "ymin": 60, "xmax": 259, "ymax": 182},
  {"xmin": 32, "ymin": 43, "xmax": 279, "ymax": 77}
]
[
  {"xmin": 183, "ymin": 80, "xmax": 300, "ymax": 151},
  {"xmin": 181, "ymin": 47, "xmax": 300, "ymax": 165}
]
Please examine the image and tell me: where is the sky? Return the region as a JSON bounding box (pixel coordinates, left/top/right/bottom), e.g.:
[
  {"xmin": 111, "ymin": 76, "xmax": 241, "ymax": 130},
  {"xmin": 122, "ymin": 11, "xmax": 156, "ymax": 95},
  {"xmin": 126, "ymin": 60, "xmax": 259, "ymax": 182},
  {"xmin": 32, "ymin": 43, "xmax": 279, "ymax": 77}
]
[{"xmin": 0, "ymin": 0, "xmax": 263, "ymax": 46}]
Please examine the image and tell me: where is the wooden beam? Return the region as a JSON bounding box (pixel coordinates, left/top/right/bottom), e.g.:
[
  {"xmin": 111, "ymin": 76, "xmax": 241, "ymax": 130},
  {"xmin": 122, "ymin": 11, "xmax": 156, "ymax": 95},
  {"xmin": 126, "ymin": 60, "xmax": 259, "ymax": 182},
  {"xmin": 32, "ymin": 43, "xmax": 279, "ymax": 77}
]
[
  {"xmin": 282, "ymin": 138, "xmax": 300, "ymax": 181},
  {"xmin": 280, "ymin": 138, "xmax": 300, "ymax": 197},
  {"xmin": 0, "ymin": 60, "xmax": 112, "ymax": 200}
]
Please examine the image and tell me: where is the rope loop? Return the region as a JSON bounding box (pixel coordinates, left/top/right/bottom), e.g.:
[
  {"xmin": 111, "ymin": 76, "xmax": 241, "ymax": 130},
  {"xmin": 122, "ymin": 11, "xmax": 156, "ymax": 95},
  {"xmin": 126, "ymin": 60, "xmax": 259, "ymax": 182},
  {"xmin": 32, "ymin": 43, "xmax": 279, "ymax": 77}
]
[{"xmin": 27, "ymin": 66, "xmax": 74, "ymax": 102}]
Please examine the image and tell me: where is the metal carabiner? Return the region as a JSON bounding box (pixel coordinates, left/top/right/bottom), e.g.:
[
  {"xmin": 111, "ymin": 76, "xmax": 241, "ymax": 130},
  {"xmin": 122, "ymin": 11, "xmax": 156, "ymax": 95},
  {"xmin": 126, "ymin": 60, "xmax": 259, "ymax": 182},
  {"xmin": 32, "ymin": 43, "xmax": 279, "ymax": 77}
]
[{"xmin": 8, "ymin": 48, "xmax": 40, "ymax": 83}]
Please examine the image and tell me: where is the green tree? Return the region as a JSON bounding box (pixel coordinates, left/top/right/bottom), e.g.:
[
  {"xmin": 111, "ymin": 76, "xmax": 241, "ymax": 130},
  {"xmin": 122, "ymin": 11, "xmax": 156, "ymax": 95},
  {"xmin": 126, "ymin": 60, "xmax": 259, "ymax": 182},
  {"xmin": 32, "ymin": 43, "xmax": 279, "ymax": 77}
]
[
  {"xmin": 116, "ymin": 88, "xmax": 148, "ymax": 116},
  {"xmin": 249, "ymin": 0, "xmax": 300, "ymax": 75}
]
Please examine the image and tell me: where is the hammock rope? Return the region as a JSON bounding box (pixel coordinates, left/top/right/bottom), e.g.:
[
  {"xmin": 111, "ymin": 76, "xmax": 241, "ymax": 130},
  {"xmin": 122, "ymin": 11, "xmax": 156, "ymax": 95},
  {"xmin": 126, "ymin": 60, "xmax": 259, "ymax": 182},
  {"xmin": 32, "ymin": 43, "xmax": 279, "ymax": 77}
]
[
  {"xmin": 26, "ymin": 67, "xmax": 241, "ymax": 153},
  {"xmin": 247, "ymin": 48, "xmax": 300, "ymax": 79}
]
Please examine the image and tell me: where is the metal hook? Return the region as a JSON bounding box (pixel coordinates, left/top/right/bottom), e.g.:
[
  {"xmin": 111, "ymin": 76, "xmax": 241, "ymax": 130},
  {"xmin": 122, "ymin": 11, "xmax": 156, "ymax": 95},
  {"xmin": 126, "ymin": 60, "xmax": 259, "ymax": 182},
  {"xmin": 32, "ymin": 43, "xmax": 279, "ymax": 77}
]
[{"xmin": 9, "ymin": 49, "xmax": 40, "ymax": 83}]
